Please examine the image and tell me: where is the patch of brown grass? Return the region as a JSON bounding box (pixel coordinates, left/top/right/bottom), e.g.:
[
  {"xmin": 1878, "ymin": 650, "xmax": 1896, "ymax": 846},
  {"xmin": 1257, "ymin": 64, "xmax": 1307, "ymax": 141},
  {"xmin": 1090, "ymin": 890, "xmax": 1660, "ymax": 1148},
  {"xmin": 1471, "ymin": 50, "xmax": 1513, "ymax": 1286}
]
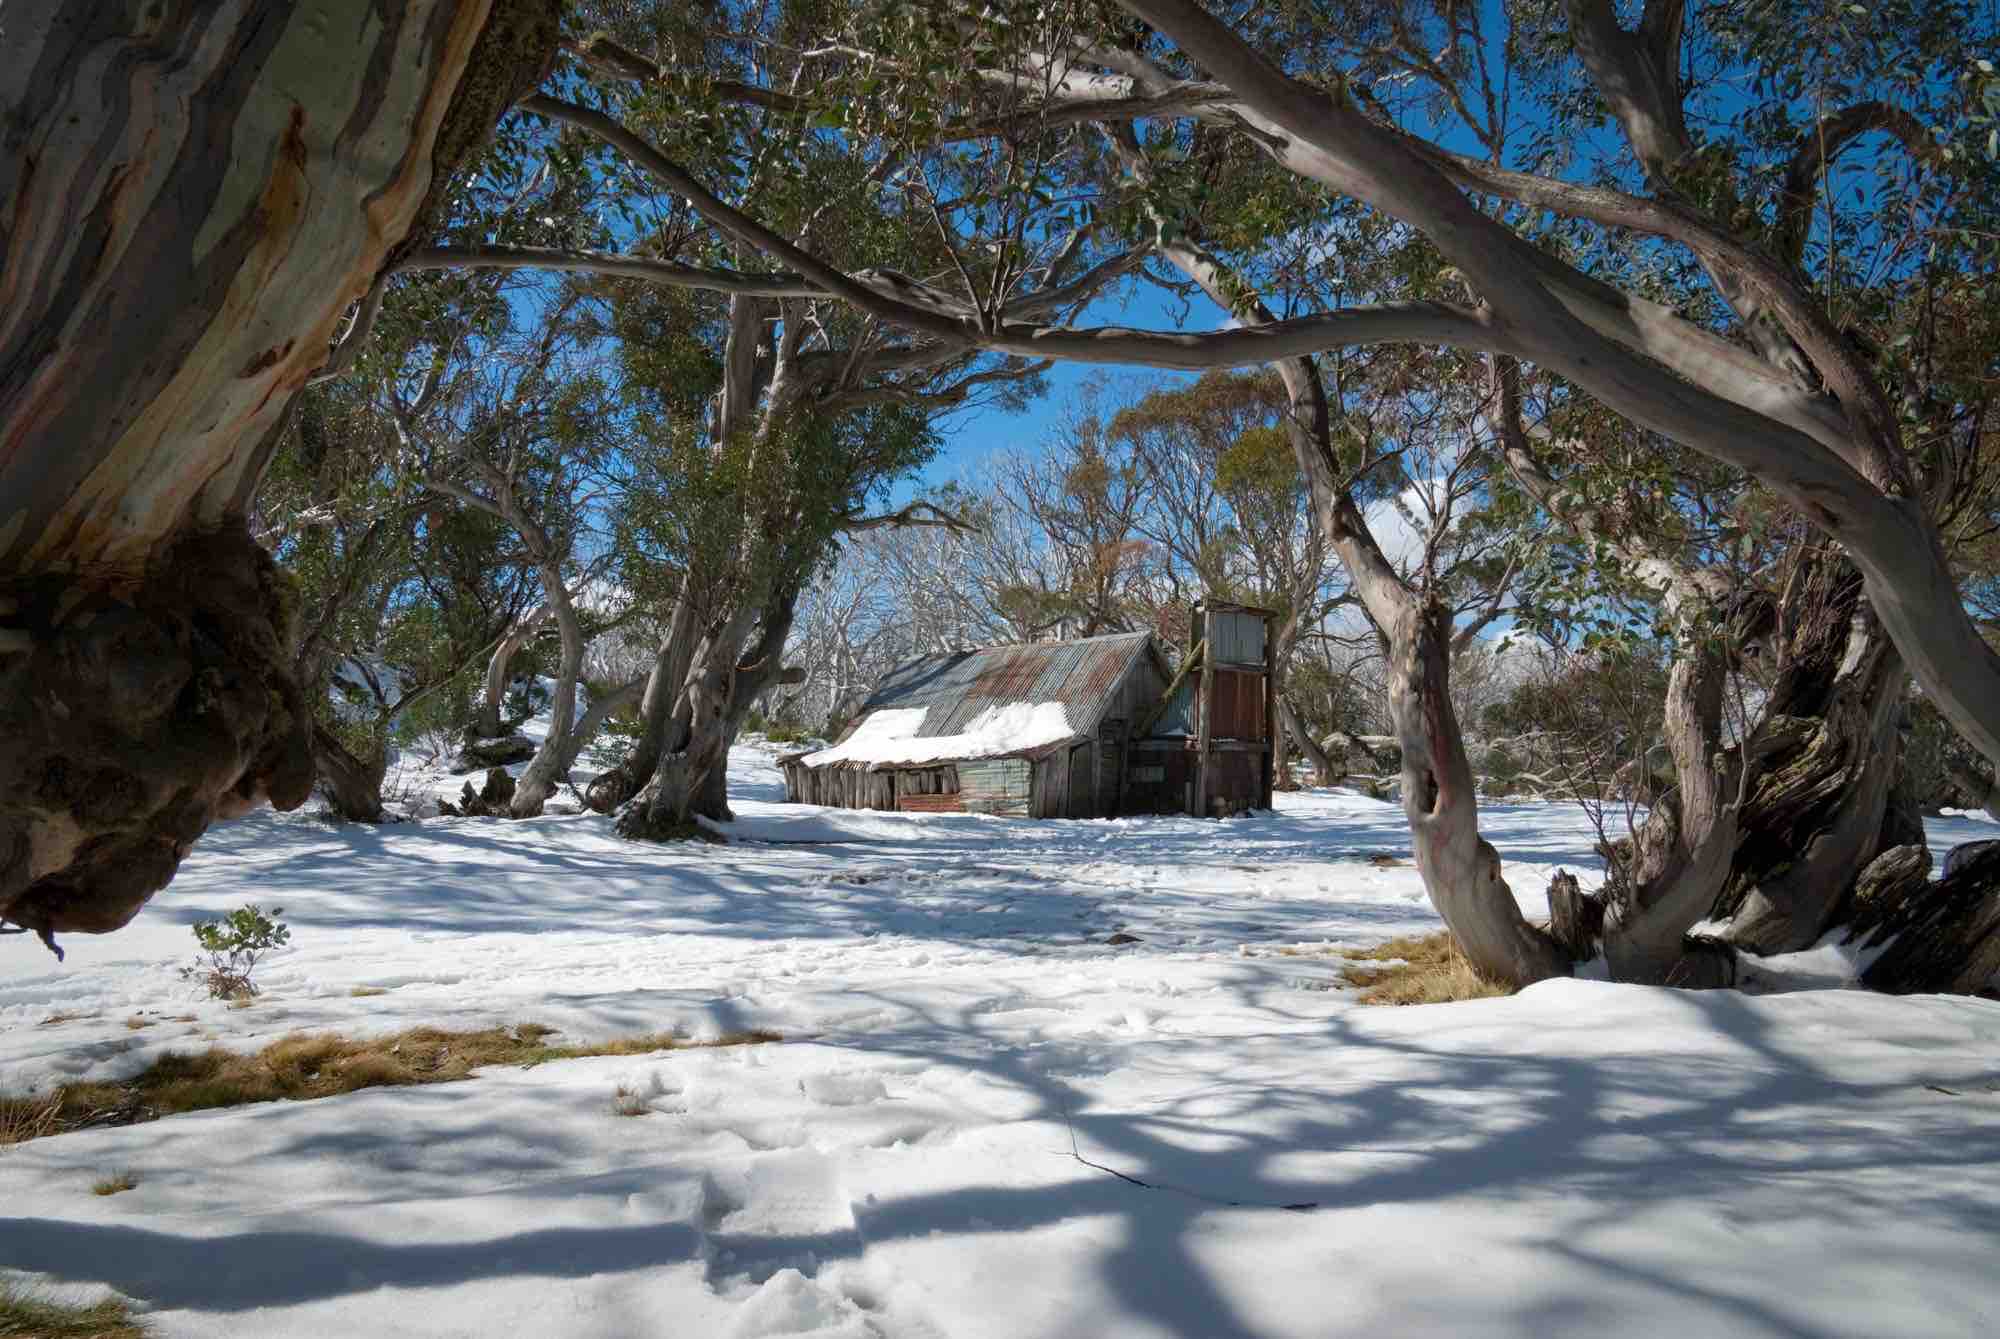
[
  {"xmin": 91, "ymin": 1171, "xmax": 137, "ymax": 1197},
  {"xmin": 0, "ymin": 1283, "xmax": 146, "ymax": 1338},
  {"xmin": 37, "ymin": 1012, "xmax": 92, "ymax": 1027},
  {"xmin": 1330, "ymin": 932, "xmax": 1517, "ymax": 1006},
  {"xmin": 0, "ymin": 1024, "xmax": 781, "ymax": 1147},
  {"xmin": 1, "ymin": 1090, "xmax": 61, "ymax": 1146},
  {"xmin": 122, "ymin": 1017, "xmax": 151, "ymax": 1031},
  {"xmin": 348, "ymin": 986, "xmax": 390, "ymax": 998}
]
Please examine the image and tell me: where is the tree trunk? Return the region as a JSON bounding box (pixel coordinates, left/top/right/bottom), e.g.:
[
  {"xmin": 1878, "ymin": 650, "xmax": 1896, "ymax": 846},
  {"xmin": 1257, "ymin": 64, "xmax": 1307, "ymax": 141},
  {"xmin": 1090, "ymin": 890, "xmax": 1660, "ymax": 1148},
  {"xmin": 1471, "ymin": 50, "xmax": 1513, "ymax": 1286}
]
[
  {"xmin": 625, "ymin": 608, "xmax": 758, "ymax": 834},
  {"xmin": 509, "ymin": 568, "xmax": 583, "ymax": 818},
  {"xmin": 0, "ymin": 0, "xmax": 559, "ymax": 937},
  {"xmin": 473, "ymin": 603, "xmax": 551, "ymax": 739},
  {"xmin": 1279, "ymin": 695, "xmax": 1338, "ymax": 785},
  {"xmin": 1386, "ymin": 601, "xmax": 1575, "ymax": 986},
  {"xmin": 1596, "ymin": 635, "xmax": 1739, "ymax": 987},
  {"xmin": 1847, "ymin": 843, "xmax": 2000, "ymax": 994},
  {"xmin": 585, "ymin": 594, "xmax": 697, "ymax": 813},
  {"xmin": 312, "ymin": 723, "xmax": 389, "ymax": 824},
  {"xmin": 1138, "ymin": 221, "xmax": 1569, "ymax": 986},
  {"xmin": 1948, "ymin": 760, "xmax": 2000, "ymax": 822},
  {"xmin": 624, "ymin": 581, "xmax": 804, "ymax": 835},
  {"xmin": 564, "ymin": 675, "xmax": 645, "ymax": 772},
  {"xmin": 1719, "ymin": 561, "xmax": 1914, "ymax": 952}
]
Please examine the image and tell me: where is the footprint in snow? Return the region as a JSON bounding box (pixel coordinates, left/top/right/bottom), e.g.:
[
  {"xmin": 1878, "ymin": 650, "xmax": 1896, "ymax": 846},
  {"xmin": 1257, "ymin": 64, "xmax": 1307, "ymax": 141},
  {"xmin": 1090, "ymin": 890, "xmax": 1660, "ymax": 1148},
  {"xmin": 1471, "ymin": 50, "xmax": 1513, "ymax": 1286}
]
[
  {"xmin": 726, "ymin": 1269, "xmax": 876, "ymax": 1339},
  {"xmin": 801, "ymin": 1072, "xmax": 890, "ymax": 1107}
]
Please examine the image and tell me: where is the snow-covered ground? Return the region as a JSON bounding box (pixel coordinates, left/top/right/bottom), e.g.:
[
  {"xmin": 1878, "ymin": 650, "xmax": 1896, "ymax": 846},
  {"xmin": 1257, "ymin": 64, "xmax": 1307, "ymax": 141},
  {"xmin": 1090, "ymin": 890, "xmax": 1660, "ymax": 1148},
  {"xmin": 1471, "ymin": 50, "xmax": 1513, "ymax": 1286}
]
[{"xmin": 4, "ymin": 743, "xmax": 1998, "ymax": 1337}]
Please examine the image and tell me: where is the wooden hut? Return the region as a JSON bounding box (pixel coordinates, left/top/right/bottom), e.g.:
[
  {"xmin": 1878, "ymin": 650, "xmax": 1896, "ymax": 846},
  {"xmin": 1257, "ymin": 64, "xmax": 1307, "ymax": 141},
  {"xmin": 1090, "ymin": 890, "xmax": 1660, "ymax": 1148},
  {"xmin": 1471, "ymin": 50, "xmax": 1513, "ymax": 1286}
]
[
  {"xmin": 779, "ymin": 631, "xmax": 1171, "ymax": 818},
  {"xmin": 780, "ymin": 607, "xmax": 1276, "ymax": 819}
]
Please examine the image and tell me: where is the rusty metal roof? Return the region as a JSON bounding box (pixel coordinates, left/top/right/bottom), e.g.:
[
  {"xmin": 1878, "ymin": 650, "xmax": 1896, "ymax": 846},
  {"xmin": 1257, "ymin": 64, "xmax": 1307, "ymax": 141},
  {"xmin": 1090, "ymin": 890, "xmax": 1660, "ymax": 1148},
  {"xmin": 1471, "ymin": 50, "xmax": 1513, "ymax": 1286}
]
[{"xmin": 852, "ymin": 631, "xmax": 1164, "ymax": 749}]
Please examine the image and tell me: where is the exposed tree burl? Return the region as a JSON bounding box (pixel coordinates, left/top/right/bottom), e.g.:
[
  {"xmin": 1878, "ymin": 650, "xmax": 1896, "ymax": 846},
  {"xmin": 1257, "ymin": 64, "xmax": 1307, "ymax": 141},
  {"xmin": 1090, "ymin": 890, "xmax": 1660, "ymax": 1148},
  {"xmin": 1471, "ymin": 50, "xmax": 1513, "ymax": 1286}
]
[{"xmin": 0, "ymin": 528, "xmax": 313, "ymax": 937}]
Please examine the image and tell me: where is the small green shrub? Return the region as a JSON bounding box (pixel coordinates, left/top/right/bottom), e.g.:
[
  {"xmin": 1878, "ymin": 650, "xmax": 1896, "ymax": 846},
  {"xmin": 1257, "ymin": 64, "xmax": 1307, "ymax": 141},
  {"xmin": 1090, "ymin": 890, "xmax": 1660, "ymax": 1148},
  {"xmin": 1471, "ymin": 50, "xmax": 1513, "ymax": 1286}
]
[
  {"xmin": 1481, "ymin": 744, "xmax": 1520, "ymax": 782},
  {"xmin": 763, "ymin": 722, "xmax": 814, "ymax": 746},
  {"xmin": 503, "ymin": 677, "xmax": 550, "ymax": 725},
  {"xmin": 180, "ymin": 905, "xmax": 289, "ymax": 1000}
]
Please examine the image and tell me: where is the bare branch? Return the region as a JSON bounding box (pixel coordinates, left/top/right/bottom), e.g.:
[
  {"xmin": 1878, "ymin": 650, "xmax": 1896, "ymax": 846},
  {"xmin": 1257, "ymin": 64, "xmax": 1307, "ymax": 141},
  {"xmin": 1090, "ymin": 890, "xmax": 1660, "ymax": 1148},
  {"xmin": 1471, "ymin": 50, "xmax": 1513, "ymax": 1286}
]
[{"xmin": 840, "ymin": 501, "xmax": 980, "ymax": 535}]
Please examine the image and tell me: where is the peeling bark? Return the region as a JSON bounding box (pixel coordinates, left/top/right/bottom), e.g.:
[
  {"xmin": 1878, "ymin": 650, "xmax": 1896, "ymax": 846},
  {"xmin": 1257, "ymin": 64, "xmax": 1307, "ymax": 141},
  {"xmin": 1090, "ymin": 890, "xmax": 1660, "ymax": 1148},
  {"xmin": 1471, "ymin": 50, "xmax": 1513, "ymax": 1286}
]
[
  {"xmin": 1720, "ymin": 562, "xmax": 1911, "ymax": 952},
  {"xmin": 1849, "ymin": 844, "xmax": 2000, "ymax": 995}
]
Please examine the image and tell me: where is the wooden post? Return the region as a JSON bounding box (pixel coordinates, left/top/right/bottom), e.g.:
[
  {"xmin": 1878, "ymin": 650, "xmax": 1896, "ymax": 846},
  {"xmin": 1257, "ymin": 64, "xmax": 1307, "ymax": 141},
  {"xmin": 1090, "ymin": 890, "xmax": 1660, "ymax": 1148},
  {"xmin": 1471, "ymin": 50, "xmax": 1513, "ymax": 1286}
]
[
  {"xmin": 1260, "ymin": 611, "xmax": 1277, "ymax": 809},
  {"xmin": 1194, "ymin": 605, "xmax": 1215, "ymax": 817}
]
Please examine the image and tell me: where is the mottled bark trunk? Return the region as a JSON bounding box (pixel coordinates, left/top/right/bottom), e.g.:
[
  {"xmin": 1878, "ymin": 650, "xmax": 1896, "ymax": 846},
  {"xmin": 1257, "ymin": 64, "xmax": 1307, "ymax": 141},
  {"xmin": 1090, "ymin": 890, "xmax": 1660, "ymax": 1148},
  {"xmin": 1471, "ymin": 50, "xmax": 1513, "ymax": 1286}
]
[
  {"xmin": 0, "ymin": 1, "xmax": 559, "ymax": 935},
  {"xmin": 624, "ymin": 583, "xmax": 803, "ymax": 835},
  {"xmin": 1141, "ymin": 224, "xmax": 1568, "ymax": 986},
  {"xmin": 626, "ymin": 609, "xmax": 757, "ymax": 834},
  {"xmin": 1719, "ymin": 562, "xmax": 1912, "ymax": 952},
  {"xmin": 585, "ymin": 594, "xmax": 698, "ymax": 813},
  {"xmin": 509, "ymin": 569, "xmax": 582, "ymax": 818},
  {"xmin": 312, "ymin": 723, "xmax": 389, "ymax": 824},
  {"xmin": 1596, "ymin": 637, "xmax": 1739, "ymax": 987},
  {"xmin": 1387, "ymin": 602, "xmax": 1574, "ymax": 986}
]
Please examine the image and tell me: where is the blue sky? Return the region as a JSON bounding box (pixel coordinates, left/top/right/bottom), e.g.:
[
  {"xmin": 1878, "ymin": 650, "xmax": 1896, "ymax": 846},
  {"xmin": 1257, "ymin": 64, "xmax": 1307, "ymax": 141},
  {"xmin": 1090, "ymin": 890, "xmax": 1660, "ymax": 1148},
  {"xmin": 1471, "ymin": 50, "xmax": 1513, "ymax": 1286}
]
[{"xmin": 912, "ymin": 281, "xmax": 1232, "ymax": 496}]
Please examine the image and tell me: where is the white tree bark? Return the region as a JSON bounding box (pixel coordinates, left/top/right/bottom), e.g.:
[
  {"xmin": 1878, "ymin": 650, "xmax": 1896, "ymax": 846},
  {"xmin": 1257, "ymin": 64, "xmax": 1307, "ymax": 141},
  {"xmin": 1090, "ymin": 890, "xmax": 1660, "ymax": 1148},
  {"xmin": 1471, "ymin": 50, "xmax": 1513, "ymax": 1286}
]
[{"xmin": 0, "ymin": 0, "xmax": 559, "ymax": 936}]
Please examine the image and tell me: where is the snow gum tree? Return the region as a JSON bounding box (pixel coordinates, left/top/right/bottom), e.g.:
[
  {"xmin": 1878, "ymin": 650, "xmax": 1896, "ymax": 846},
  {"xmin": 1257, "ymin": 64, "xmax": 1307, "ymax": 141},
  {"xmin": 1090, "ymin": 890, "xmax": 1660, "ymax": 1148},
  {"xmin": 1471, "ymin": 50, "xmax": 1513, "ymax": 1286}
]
[{"xmin": 0, "ymin": 1, "xmax": 561, "ymax": 939}]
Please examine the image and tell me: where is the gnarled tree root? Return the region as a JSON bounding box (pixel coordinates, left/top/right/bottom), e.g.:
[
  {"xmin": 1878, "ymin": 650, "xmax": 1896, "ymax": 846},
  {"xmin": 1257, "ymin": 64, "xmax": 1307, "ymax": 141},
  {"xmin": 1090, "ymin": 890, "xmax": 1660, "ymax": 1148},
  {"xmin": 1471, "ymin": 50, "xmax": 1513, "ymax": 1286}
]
[
  {"xmin": 0, "ymin": 529, "xmax": 312, "ymax": 937},
  {"xmin": 1847, "ymin": 843, "xmax": 2000, "ymax": 994}
]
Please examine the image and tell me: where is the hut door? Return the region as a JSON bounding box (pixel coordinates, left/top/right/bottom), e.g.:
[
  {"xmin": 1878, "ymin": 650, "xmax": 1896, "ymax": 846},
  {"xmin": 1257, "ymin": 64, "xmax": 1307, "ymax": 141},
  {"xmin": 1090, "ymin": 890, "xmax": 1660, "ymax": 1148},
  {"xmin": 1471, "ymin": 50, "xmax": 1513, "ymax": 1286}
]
[{"xmin": 1067, "ymin": 744, "xmax": 1091, "ymax": 818}]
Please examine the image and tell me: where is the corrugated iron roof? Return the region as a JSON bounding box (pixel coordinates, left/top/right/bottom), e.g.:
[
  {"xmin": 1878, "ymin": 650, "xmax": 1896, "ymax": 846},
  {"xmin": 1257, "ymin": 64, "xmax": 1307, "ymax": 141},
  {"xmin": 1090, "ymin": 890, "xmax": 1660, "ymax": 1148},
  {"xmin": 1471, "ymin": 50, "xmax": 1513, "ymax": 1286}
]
[{"xmin": 852, "ymin": 631, "xmax": 1162, "ymax": 750}]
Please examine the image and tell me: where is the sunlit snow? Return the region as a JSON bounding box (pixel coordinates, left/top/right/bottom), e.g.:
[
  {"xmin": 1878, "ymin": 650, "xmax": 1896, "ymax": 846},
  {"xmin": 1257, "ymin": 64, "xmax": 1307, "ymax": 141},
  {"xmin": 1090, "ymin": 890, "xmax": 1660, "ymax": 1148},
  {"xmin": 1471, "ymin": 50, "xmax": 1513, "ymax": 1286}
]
[{"xmin": 3, "ymin": 737, "xmax": 1997, "ymax": 1338}]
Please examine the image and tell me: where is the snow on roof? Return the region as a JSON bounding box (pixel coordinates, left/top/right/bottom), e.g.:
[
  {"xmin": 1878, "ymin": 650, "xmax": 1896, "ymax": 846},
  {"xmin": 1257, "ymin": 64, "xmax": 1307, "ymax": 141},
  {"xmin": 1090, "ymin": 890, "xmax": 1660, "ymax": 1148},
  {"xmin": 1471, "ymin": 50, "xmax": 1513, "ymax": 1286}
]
[
  {"xmin": 792, "ymin": 631, "xmax": 1166, "ymax": 771},
  {"xmin": 799, "ymin": 701, "xmax": 1076, "ymax": 768}
]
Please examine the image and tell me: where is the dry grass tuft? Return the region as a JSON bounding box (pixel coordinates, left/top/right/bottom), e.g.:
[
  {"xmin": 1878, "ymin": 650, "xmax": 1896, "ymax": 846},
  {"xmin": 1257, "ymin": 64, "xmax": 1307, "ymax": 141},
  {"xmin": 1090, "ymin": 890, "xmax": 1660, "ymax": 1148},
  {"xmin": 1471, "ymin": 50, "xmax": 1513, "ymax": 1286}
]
[
  {"xmin": 0, "ymin": 1024, "xmax": 781, "ymax": 1147},
  {"xmin": 1331, "ymin": 931, "xmax": 1516, "ymax": 1005},
  {"xmin": 122, "ymin": 1017, "xmax": 151, "ymax": 1031},
  {"xmin": 91, "ymin": 1171, "xmax": 138, "ymax": 1197},
  {"xmin": 1, "ymin": 1090, "xmax": 62, "ymax": 1147},
  {"xmin": 36, "ymin": 1012, "xmax": 91, "ymax": 1028},
  {"xmin": 348, "ymin": 986, "xmax": 390, "ymax": 998},
  {"xmin": 0, "ymin": 1282, "xmax": 146, "ymax": 1337}
]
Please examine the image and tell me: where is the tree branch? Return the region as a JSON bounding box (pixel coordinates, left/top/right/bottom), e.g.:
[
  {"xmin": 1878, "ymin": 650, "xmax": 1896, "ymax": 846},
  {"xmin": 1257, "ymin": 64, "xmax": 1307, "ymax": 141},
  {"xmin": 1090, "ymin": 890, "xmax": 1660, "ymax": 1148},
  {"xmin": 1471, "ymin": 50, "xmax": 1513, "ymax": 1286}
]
[
  {"xmin": 840, "ymin": 501, "xmax": 980, "ymax": 535},
  {"xmin": 396, "ymin": 244, "xmax": 824, "ymax": 297}
]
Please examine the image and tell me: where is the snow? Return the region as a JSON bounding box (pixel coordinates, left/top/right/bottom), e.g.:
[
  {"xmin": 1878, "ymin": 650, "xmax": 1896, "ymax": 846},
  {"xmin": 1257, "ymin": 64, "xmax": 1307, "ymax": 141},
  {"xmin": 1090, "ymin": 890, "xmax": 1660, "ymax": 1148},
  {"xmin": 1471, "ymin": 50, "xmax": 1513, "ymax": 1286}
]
[
  {"xmin": 4, "ymin": 740, "xmax": 1999, "ymax": 1338},
  {"xmin": 799, "ymin": 702, "xmax": 1076, "ymax": 768}
]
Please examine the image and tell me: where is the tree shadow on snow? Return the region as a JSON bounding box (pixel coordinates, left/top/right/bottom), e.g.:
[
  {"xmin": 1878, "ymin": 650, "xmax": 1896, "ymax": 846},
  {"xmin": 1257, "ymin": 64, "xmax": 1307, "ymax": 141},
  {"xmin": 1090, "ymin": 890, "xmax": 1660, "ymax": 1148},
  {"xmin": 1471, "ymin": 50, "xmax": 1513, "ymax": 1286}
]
[{"xmin": 8, "ymin": 988, "xmax": 1995, "ymax": 1336}]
